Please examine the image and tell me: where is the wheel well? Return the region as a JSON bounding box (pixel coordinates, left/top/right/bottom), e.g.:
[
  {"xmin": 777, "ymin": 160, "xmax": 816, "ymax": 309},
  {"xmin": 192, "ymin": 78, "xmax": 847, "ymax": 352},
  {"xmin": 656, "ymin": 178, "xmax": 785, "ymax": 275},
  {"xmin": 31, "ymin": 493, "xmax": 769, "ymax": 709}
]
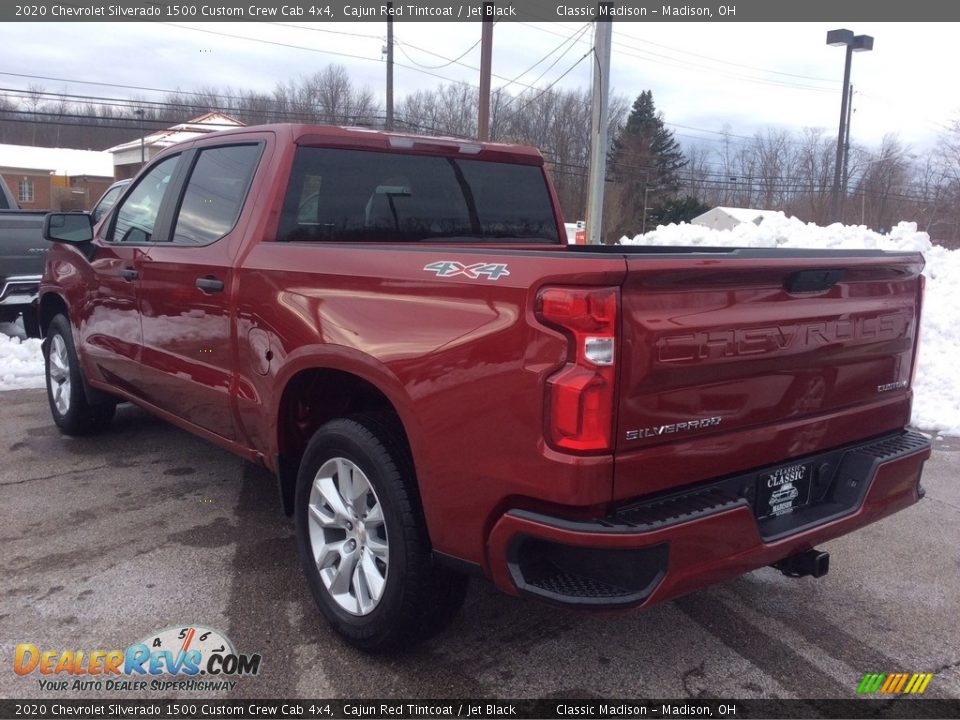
[
  {"xmin": 39, "ymin": 294, "xmax": 69, "ymax": 337},
  {"xmin": 276, "ymin": 368, "xmax": 409, "ymax": 515}
]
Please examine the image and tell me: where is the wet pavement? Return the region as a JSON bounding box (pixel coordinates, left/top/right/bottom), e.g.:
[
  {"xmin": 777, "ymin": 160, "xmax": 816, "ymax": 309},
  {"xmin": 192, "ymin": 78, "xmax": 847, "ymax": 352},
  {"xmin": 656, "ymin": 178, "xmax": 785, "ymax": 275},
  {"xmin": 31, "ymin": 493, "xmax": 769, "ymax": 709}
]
[{"xmin": 2, "ymin": 388, "xmax": 958, "ymax": 701}]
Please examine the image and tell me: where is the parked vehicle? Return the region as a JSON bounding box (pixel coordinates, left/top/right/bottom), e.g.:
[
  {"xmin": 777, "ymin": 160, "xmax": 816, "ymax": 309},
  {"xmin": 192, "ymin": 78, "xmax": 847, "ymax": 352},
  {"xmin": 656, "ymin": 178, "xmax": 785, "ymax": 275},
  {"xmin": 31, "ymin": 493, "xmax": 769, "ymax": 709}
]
[
  {"xmin": 90, "ymin": 179, "xmax": 131, "ymax": 225},
  {"xmin": 39, "ymin": 124, "xmax": 931, "ymax": 651},
  {"xmin": 0, "ymin": 176, "xmax": 46, "ymax": 336}
]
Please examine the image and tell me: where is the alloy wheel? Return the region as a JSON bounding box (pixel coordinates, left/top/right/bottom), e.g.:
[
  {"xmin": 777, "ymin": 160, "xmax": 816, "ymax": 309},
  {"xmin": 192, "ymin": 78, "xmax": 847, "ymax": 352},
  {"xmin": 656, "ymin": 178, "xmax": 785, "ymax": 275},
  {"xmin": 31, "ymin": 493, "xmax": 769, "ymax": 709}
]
[
  {"xmin": 49, "ymin": 334, "xmax": 71, "ymax": 416},
  {"xmin": 307, "ymin": 457, "xmax": 389, "ymax": 615}
]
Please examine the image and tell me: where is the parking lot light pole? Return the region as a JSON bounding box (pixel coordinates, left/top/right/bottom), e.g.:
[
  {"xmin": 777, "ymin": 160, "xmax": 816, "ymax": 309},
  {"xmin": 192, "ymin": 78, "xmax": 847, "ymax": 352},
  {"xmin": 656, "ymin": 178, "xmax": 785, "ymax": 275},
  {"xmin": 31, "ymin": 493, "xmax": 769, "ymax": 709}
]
[{"xmin": 827, "ymin": 29, "xmax": 873, "ymax": 223}]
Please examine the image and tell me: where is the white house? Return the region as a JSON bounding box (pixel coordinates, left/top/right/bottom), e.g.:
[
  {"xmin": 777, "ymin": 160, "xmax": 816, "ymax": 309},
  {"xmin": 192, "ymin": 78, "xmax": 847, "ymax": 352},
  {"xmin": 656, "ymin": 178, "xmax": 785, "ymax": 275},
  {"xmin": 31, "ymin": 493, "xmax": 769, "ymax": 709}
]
[
  {"xmin": 107, "ymin": 112, "xmax": 244, "ymax": 179},
  {"xmin": 692, "ymin": 206, "xmax": 782, "ymax": 232}
]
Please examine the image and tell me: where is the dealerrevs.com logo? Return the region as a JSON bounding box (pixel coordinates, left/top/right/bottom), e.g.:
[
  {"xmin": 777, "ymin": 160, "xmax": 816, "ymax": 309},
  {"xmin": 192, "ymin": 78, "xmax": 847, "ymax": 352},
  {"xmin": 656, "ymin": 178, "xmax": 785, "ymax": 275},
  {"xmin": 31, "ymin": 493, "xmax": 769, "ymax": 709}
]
[{"xmin": 14, "ymin": 625, "xmax": 261, "ymax": 693}]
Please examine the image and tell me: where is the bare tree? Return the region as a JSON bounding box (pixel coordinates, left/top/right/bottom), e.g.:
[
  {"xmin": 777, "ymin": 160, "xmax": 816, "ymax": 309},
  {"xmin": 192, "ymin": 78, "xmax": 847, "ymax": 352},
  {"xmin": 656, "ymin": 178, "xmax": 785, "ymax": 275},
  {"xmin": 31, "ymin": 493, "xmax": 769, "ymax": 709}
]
[
  {"xmin": 24, "ymin": 84, "xmax": 47, "ymax": 145},
  {"xmin": 851, "ymin": 135, "xmax": 912, "ymax": 231},
  {"xmin": 751, "ymin": 129, "xmax": 793, "ymax": 209},
  {"xmin": 787, "ymin": 128, "xmax": 835, "ymax": 224}
]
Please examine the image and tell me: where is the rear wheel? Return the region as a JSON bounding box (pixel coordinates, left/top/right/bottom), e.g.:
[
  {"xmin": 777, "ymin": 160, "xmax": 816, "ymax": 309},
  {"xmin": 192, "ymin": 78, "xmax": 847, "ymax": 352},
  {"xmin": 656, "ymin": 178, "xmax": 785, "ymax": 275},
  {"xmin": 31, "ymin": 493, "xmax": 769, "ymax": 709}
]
[
  {"xmin": 45, "ymin": 314, "xmax": 115, "ymax": 435},
  {"xmin": 294, "ymin": 415, "xmax": 468, "ymax": 651}
]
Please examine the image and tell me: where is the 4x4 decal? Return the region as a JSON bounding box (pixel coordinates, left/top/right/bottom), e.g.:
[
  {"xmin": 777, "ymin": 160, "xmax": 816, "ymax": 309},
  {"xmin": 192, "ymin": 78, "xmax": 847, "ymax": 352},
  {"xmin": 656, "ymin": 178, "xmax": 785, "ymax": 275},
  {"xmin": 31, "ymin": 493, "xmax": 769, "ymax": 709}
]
[{"xmin": 423, "ymin": 261, "xmax": 510, "ymax": 281}]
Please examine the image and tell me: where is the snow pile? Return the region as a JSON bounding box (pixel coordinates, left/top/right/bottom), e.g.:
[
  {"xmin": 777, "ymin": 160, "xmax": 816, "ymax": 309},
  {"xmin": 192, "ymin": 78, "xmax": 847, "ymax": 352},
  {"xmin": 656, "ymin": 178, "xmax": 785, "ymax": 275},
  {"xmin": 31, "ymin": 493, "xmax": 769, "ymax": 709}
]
[
  {"xmin": 912, "ymin": 243, "xmax": 960, "ymax": 435},
  {"xmin": 626, "ymin": 213, "xmax": 932, "ymax": 253},
  {"xmin": 0, "ymin": 332, "xmax": 45, "ymax": 391},
  {"xmin": 622, "ymin": 214, "xmax": 960, "ymax": 436}
]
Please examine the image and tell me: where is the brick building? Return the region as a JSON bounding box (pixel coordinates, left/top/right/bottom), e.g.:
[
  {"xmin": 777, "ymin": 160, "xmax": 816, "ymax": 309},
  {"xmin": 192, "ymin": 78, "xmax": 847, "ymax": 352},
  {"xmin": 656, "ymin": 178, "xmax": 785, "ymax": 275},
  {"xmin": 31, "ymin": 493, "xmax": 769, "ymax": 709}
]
[
  {"xmin": 0, "ymin": 112, "xmax": 245, "ymax": 209},
  {"xmin": 0, "ymin": 144, "xmax": 114, "ymax": 211}
]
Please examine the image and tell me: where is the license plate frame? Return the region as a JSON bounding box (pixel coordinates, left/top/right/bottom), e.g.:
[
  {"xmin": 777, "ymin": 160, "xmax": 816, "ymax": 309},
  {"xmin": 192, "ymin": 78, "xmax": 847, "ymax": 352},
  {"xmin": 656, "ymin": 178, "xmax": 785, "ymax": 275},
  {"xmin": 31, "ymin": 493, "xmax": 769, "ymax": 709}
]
[{"xmin": 756, "ymin": 461, "xmax": 813, "ymax": 520}]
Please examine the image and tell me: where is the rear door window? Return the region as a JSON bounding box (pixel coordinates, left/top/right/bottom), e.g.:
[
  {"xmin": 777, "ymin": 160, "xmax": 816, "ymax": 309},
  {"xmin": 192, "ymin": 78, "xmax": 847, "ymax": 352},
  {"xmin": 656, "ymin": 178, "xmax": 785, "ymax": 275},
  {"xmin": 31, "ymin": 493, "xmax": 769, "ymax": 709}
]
[{"xmin": 171, "ymin": 144, "xmax": 263, "ymax": 246}]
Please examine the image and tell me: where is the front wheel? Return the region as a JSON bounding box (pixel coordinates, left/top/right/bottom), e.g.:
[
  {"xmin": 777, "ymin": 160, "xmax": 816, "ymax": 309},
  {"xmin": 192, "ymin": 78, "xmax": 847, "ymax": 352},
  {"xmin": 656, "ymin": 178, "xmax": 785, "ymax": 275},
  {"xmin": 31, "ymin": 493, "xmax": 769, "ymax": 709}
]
[
  {"xmin": 45, "ymin": 314, "xmax": 116, "ymax": 435},
  {"xmin": 294, "ymin": 415, "xmax": 468, "ymax": 651}
]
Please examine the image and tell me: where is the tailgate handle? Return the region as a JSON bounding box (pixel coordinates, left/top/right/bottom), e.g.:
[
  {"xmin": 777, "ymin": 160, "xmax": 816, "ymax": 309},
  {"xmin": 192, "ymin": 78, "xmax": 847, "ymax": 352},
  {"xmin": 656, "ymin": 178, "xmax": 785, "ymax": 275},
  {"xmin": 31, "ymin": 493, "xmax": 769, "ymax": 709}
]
[
  {"xmin": 196, "ymin": 276, "xmax": 225, "ymax": 293},
  {"xmin": 784, "ymin": 269, "xmax": 845, "ymax": 293}
]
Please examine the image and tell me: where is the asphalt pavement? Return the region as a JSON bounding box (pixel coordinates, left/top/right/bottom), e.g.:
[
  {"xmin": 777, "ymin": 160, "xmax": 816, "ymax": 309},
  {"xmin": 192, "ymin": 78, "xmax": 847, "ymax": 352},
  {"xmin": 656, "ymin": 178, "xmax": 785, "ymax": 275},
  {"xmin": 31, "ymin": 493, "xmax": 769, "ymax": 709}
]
[{"xmin": 1, "ymin": 388, "xmax": 958, "ymax": 701}]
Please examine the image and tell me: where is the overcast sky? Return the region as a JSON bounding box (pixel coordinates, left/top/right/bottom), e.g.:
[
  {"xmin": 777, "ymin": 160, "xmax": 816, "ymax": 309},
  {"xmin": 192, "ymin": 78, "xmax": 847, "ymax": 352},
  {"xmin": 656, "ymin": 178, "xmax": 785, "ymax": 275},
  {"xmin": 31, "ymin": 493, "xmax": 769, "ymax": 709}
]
[{"xmin": 2, "ymin": 21, "xmax": 957, "ymax": 152}]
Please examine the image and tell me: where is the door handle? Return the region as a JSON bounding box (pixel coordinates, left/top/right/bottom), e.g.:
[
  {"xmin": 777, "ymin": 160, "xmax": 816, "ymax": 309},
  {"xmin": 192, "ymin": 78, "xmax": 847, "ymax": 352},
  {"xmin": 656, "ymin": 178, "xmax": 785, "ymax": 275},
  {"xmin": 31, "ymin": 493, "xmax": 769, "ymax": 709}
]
[
  {"xmin": 196, "ymin": 276, "xmax": 225, "ymax": 293},
  {"xmin": 119, "ymin": 267, "xmax": 139, "ymax": 281}
]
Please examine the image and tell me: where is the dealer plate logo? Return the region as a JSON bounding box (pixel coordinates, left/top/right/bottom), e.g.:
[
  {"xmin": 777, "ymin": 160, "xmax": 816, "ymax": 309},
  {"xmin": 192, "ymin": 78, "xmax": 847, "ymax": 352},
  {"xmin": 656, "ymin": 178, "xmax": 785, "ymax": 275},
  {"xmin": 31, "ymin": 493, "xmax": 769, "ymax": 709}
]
[
  {"xmin": 757, "ymin": 462, "xmax": 812, "ymax": 520},
  {"xmin": 14, "ymin": 625, "xmax": 261, "ymax": 693}
]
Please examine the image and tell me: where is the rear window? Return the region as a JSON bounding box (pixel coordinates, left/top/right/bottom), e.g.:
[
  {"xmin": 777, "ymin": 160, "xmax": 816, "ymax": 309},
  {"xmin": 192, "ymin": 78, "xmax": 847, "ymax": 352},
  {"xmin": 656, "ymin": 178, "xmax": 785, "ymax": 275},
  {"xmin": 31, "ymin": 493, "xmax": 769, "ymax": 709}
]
[
  {"xmin": 172, "ymin": 144, "xmax": 262, "ymax": 245},
  {"xmin": 277, "ymin": 147, "xmax": 559, "ymax": 243}
]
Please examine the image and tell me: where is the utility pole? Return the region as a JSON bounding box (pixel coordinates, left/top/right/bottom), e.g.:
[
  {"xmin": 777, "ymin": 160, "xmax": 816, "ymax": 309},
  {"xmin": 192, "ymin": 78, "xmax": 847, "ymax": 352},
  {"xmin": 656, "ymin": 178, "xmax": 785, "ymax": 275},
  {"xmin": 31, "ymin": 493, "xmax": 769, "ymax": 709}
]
[
  {"xmin": 134, "ymin": 108, "xmax": 145, "ymax": 166},
  {"xmin": 385, "ymin": 3, "xmax": 394, "ymax": 131},
  {"xmin": 477, "ymin": 2, "xmax": 494, "ymax": 141},
  {"xmin": 584, "ymin": 5, "xmax": 612, "ymax": 245}
]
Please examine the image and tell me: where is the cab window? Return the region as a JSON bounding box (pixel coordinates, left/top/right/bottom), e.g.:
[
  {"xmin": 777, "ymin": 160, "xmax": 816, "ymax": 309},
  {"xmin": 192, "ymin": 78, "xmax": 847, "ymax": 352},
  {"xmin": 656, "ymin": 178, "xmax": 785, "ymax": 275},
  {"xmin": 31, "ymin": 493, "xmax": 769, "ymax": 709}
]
[
  {"xmin": 171, "ymin": 144, "xmax": 262, "ymax": 246},
  {"xmin": 108, "ymin": 156, "xmax": 179, "ymax": 244}
]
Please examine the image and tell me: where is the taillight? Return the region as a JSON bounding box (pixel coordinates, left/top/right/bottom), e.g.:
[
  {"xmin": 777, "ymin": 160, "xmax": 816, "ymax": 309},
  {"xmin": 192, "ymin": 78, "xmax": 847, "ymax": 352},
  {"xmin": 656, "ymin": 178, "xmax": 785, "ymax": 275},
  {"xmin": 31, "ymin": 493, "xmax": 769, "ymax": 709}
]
[
  {"xmin": 536, "ymin": 286, "xmax": 619, "ymax": 452},
  {"xmin": 910, "ymin": 273, "xmax": 925, "ymax": 387}
]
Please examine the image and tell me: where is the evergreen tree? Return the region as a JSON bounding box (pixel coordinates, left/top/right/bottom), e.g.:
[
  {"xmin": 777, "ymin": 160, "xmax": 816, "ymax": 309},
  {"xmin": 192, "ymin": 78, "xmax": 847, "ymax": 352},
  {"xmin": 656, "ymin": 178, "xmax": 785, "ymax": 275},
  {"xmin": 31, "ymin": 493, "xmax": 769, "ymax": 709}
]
[
  {"xmin": 649, "ymin": 195, "xmax": 711, "ymax": 227},
  {"xmin": 605, "ymin": 90, "xmax": 687, "ymax": 239}
]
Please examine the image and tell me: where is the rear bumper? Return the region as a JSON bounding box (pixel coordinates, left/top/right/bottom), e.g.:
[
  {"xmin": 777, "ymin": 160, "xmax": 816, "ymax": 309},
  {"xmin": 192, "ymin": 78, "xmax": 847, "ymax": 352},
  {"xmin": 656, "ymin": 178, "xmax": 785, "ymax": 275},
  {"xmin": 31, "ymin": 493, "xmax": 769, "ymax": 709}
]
[
  {"xmin": 486, "ymin": 430, "xmax": 931, "ymax": 608},
  {"xmin": 0, "ymin": 274, "xmax": 41, "ymax": 307}
]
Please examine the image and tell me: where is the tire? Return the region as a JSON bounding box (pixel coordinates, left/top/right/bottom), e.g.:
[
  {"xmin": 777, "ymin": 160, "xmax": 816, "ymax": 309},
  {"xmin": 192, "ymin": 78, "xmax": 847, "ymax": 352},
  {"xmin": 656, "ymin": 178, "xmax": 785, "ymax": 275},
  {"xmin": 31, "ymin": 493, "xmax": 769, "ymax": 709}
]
[
  {"xmin": 45, "ymin": 314, "xmax": 116, "ymax": 436},
  {"xmin": 294, "ymin": 414, "xmax": 468, "ymax": 652}
]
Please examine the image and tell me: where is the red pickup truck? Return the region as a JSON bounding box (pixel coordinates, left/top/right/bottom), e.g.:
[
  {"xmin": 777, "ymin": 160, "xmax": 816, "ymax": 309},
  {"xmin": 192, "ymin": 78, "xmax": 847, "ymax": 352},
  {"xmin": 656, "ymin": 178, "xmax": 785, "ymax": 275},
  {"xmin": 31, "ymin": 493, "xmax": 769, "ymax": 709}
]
[{"xmin": 39, "ymin": 124, "xmax": 931, "ymax": 651}]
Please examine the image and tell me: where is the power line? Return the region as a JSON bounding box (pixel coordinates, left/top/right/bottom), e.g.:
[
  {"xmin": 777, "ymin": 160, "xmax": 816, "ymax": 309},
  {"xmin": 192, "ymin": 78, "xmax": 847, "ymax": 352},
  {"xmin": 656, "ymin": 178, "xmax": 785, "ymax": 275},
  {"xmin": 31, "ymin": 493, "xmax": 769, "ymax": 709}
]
[
  {"xmin": 611, "ymin": 29, "xmax": 839, "ymax": 84},
  {"xmin": 393, "ymin": 35, "xmax": 484, "ymax": 70},
  {"xmin": 497, "ymin": 22, "xmax": 590, "ymax": 95},
  {"xmin": 161, "ymin": 22, "xmax": 384, "ymax": 66},
  {"xmin": 264, "ymin": 22, "xmax": 383, "ymax": 41},
  {"xmin": 507, "ymin": 48, "xmax": 594, "ymax": 116},
  {"xmin": 518, "ymin": 22, "xmax": 839, "ymax": 95},
  {"xmin": 0, "ymin": 70, "xmax": 276, "ymax": 105},
  {"xmin": 0, "ymin": 87, "xmax": 387, "ymax": 124}
]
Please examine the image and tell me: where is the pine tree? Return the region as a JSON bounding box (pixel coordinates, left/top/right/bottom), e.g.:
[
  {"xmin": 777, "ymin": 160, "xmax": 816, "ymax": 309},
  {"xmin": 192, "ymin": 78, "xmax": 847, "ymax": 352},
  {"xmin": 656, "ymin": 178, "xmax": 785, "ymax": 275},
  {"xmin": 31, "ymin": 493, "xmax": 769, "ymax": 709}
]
[
  {"xmin": 649, "ymin": 195, "xmax": 711, "ymax": 227},
  {"xmin": 605, "ymin": 90, "xmax": 688, "ymax": 239}
]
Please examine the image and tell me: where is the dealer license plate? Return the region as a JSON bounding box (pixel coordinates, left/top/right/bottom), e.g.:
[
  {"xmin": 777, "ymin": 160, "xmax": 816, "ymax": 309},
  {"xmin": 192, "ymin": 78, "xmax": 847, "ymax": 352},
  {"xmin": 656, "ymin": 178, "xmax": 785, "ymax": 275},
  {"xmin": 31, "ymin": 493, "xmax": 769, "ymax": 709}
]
[{"xmin": 756, "ymin": 462, "xmax": 812, "ymax": 520}]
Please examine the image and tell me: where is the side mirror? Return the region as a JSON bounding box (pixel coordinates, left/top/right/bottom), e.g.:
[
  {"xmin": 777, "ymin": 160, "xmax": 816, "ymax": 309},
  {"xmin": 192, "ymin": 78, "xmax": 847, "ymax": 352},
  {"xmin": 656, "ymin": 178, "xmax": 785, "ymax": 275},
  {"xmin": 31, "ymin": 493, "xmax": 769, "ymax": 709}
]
[{"xmin": 44, "ymin": 213, "xmax": 94, "ymax": 244}]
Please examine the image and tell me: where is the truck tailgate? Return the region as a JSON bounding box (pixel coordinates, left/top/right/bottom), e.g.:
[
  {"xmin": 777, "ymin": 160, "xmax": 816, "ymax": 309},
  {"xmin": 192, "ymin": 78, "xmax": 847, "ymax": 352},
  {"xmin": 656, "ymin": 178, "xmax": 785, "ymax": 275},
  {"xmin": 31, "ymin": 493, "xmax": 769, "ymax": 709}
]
[{"xmin": 614, "ymin": 249, "xmax": 924, "ymax": 501}]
